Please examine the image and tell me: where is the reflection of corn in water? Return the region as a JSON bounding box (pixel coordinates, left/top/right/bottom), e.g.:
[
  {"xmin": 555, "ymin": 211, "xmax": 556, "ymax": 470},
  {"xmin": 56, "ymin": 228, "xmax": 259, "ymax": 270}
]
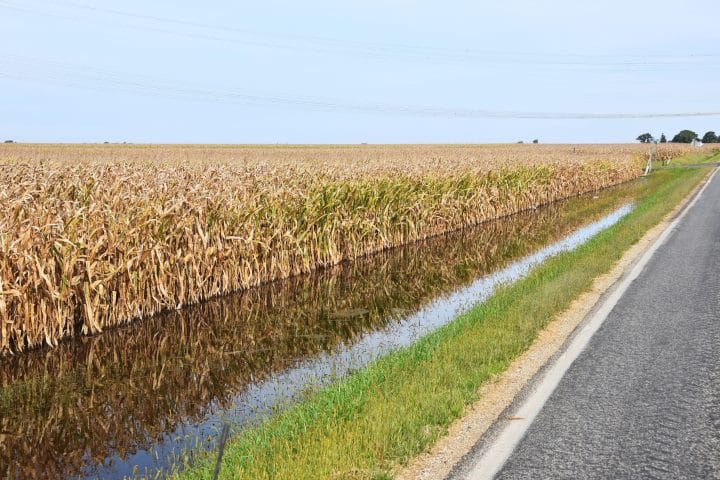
[{"xmin": 0, "ymin": 180, "xmax": 645, "ymax": 479}]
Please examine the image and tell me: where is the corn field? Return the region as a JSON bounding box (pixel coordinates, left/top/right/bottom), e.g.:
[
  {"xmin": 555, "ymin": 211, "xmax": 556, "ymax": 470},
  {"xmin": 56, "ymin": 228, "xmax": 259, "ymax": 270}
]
[
  {"xmin": 1, "ymin": 189, "xmax": 633, "ymax": 478},
  {"xmin": 0, "ymin": 143, "xmax": 689, "ymax": 354}
]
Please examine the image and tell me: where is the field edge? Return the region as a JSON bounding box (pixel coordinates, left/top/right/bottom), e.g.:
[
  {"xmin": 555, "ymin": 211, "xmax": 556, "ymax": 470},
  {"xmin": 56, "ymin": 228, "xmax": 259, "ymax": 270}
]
[
  {"xmin": 174, "ymin": 164, "xmax": 710, "ymax": 480},
  {"xmin": 397, "ymin": 162, "xmax": 716, "ymax": 480}
]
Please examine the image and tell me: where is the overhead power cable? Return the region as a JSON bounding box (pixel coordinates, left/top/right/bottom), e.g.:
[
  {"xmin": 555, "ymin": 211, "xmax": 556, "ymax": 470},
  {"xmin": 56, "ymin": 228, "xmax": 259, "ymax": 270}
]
[
  {"xmin": 1, "ymin": 0, "xmax": 719, "ymax": 69},
  {"xmin": 1, "ymin": 55, "xmax": 718, "ymax": 120}
]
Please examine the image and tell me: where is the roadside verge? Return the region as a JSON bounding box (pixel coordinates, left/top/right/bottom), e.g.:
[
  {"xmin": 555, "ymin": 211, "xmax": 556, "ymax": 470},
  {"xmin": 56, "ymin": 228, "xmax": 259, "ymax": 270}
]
[
  {"xmin": 400, "ymin": 166, "xmax": 717, "ymax": 480},
  {"xmin": 176, "ymin": 166, "xmax": 711, "ymax": 480}
]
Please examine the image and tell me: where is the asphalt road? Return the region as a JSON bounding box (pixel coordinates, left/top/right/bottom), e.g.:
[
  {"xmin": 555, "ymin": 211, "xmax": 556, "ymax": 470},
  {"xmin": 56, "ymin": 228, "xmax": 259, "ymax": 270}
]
[{"xmin": 455, "ymin": 170, "xmax": 720, "ymax": 479}]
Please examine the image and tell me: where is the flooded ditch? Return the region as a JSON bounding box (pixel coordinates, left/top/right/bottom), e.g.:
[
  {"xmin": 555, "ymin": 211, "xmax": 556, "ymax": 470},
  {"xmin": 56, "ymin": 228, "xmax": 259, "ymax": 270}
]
[{"xmin": 0, "ymin": 179, "xmax": 648, "ymax": 479}]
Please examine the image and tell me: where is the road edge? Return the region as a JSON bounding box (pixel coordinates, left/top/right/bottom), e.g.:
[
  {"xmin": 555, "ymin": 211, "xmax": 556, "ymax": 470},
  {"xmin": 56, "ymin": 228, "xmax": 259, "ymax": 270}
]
[
  {"xmin": 395, "ymin": 166, "xmax": 717, "ymax": 480},
  {"xmin": 456, "ymin": 165, "xmax": 719, "ymax": 479}
]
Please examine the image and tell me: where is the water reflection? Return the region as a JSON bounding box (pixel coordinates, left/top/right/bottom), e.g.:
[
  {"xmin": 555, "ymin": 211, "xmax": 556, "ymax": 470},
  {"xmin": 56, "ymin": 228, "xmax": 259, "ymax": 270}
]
[{"xmin": 0, "ymin": 181, "xmax": 644, "ymax": 479}]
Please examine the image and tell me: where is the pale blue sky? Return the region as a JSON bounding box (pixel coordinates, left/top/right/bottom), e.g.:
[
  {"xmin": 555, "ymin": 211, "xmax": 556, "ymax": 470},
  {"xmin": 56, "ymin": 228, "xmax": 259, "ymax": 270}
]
[{"xmin": 1, "ymin": 0, "xmax": 719, "ymax": 143}]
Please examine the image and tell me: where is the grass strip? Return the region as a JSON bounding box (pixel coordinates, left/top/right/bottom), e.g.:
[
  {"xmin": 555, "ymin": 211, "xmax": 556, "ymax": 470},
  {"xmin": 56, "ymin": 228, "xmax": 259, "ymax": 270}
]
[
  {"xmin": 176, "ymin": 166, "xmax": 708, "ymax": 480},
  {"xmin": 669, "ymin": 147, "xmax": 720, "ymax": 165}
]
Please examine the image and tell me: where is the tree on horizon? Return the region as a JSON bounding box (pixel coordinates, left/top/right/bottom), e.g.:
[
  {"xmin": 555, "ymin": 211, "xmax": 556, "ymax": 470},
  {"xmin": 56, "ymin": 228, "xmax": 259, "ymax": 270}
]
[
  {"xmin": 671, "ymin": 130, "xmax": 698, "ymax": 143},
  {"xmin": 636, "ymin": 133, "xmax": 654, "ymax": 143},
  {"xmin": 701, "ymin": 131, "xmax": 718, "ymax": 143}
]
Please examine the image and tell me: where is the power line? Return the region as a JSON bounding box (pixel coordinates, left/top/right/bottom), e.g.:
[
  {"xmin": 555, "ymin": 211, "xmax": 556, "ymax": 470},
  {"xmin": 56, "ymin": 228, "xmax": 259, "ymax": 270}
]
[
  {"xmin": 2, "ymin": 0, "xmax": 720, "ymax": 69},
  {"xmin": 1, "ymin": 55, "xmax": 718, "ymax": 120},
  {"xmin": 40, "ymin": 0, "xmax": 720, "ymax": 60}
]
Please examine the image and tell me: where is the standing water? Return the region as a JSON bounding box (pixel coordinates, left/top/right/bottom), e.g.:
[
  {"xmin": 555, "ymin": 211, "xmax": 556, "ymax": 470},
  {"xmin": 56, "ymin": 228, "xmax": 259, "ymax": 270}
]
[{"xmin": 0, "ymin": 180, "xmax": 645, "ymax": 479}]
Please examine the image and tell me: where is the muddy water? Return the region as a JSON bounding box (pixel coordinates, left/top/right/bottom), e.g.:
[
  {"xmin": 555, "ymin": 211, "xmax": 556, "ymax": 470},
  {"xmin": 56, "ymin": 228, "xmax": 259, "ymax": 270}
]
[{"xmin": 0, "ymin": 180, "xmax": 646, "ymax": 479}]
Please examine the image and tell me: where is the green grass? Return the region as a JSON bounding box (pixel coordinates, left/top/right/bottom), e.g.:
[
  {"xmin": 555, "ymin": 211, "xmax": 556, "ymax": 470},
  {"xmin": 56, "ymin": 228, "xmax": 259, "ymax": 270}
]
[
  {"xmin": 175, "ymin": 166, "xmax": 709, "ymax": 480},
  {"xmin": 669, "ymin": 147, "xmax": 720, "ymax": 165}
]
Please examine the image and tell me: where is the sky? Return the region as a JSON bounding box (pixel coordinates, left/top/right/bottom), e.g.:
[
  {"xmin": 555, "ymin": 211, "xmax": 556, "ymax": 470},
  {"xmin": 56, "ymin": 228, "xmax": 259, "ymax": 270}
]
[{"xmin": 1, "ymin": 0, "xmax": 719, "ymax": 143}]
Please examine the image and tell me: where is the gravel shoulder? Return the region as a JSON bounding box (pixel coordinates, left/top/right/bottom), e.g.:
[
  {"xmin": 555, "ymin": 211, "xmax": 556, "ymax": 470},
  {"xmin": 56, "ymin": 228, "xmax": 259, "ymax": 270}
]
[
  {"xmin": 395, "ymin": 168, "xmax": 715, "ymax": 480},
  {"xmin": 490, "ymin": 169, "xmax": 720, "ymax": 478}
]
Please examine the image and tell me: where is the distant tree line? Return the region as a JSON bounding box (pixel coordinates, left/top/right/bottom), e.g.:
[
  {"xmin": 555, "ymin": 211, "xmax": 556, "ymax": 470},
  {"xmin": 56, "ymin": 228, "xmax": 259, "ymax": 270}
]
[{"xmin": 637, "ymin": 130, "xmax": 719, "ymax": 144}]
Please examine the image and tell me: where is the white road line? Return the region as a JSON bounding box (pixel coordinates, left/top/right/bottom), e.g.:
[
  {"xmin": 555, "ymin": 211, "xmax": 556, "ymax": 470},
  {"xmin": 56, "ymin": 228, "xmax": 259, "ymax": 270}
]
[{"xmin": 464, "ymin": 167, "xmax": 719, "ymax": 480}]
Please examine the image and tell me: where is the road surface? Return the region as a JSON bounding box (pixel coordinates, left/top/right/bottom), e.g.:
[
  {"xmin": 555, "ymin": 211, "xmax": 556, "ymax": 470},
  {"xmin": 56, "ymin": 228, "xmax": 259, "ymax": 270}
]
[{"xmin": 453, "ymin": 169, "xmax": 720, "ymax": 479}]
